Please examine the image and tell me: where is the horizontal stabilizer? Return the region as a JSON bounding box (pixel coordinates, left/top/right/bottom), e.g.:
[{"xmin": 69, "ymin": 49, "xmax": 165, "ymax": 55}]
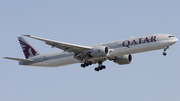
[{"xmin": 4, "ymin": 57, "xmax": 33, "ymax": 62}]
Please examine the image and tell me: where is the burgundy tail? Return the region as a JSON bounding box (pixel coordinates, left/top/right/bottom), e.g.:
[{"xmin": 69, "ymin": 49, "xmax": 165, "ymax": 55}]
[{"xmin": 18, "ymin": 37, "xmax": 40, "ymax": 59}]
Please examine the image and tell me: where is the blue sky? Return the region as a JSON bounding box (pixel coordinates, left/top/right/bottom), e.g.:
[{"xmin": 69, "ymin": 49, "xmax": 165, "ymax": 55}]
[{"xmin": 0, "ymin": 0, "xmax": 180, "ymax": 101}]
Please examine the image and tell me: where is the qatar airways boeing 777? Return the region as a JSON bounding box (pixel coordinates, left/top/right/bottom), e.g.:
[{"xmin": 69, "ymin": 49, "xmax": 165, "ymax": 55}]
[{"xmin": 4, "ymin": 34, "xmax": 178, "ymax": 71}]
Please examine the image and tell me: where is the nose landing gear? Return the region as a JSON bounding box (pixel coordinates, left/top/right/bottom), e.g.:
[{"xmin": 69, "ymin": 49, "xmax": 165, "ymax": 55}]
[
  {"xmin": 163, "ymin": 46, "xmax": 169, "ymax": 56},
  {"xmin": 163, "ymin": 52, "xmax": 167, "ymax": 56}
]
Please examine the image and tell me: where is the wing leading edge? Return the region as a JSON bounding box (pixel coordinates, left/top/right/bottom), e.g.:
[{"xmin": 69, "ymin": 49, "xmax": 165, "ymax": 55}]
[{"xmin": 23, "ymin": 35, "xmax": 92, "ymax": 53}]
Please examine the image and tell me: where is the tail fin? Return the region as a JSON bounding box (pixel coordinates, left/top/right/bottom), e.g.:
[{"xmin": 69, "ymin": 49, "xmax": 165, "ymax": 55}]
[{"xmin": 18, "ymin": 37, "xmax": 40, "ymax": 59}]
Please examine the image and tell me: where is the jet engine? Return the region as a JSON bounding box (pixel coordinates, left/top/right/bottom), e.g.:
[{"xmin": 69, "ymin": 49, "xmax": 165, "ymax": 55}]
[
  {"xmin": 114, "ymin": 54, "xmax": 132, "ymax": 65},
  {"xmin": 90, "ymin": 46, "xmax": 109, "ymax": 57}
]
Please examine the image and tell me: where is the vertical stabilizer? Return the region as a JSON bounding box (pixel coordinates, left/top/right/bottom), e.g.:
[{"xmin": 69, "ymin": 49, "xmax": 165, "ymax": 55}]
[{"xmin": 18, "ymin": 37, "xmax": 40, "ymax": 59}]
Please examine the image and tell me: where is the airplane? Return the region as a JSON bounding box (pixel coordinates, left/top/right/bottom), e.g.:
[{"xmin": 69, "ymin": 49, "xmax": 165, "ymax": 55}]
[{"xmin": 4, "ymin": 34, "xmax": 178, "ymax": 71}]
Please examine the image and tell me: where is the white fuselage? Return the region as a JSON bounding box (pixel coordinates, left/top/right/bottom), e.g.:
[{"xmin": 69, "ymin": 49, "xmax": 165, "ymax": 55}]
[{"xmin": 19, "ymin": 34, "xmax": 178, "ymax": 67}]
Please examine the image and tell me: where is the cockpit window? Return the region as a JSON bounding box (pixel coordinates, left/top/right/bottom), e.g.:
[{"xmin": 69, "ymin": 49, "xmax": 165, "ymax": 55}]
[{"xmin": 169, "ymin": 36, "xmax": 174, "ymax": 38}]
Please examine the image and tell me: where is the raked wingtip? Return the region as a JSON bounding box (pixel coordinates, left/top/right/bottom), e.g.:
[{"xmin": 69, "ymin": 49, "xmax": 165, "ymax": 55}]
[{"xmin": 22, "ymin": 35, "xmax": 31, "ymax": 37}]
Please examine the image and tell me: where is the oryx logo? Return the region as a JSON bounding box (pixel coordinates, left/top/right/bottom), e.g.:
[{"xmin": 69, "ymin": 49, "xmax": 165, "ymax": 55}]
[{"xmin": 19, "ymin": 40, "xmax": 37, "ymax": 59}]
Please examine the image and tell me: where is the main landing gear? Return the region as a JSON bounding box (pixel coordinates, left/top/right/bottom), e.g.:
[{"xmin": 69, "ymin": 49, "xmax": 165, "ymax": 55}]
[
  {"xmin": 80, "ymin": 61, "xmax": 106, "ymax": 72},
  {"xmin": 81, "ymin": 61, "xmax": 92, "ymax": 68},
  {"xmin": 163, "ymin": 46, "xmax": 169, "ymax": 56},
  {"xmin": 94, "ymin": 61, "xmax": 106, "ymax": 72}
]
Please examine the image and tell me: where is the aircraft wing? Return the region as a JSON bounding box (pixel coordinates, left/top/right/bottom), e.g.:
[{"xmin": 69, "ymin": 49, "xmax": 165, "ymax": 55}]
[
  {"xmin": 23, "ymin": 35, "xmax": 93, "ymax": 53},
  {"xmin": 4, "ymin": 57, "xmax": 33, "ymax": 62}
]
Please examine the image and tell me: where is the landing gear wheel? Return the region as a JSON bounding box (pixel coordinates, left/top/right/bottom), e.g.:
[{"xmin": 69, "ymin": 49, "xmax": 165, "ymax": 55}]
[
  {"xmin": 102, "ymin": 65, "xmax": 106, "ymax": 69},
  {"xmin": 85, "ymin": 63, "xmax": 89, "ymax": 67},
  {"xmin": 89, "ymin": 61, "xmax": 92, "ymax": 65},
  {"xmin": 95, "ymin": 68, "xmax": 99, "ymax": 71},
  {"xmin": 87, "ymin": 61, "xmax": 92, "ymax": 66},
  {"xmin": 94, "ymin": 61, "xmax": 107, "ymax": 72},
  {"xmin": 99, "ymin": 67, "xmax": 102, "ymax": 70},
  {"xmin": 163, "ymin": 52, "xmax": 167, "ymax": 56},
  {"xmin": 81, "ymin": 64, "xmax": 85, "ymax": 68}
]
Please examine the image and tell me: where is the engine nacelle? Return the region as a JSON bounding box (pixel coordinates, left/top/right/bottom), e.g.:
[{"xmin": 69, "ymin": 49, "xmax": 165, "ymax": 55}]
[
  {"xmin": 90, "ymin": 46, "xmax": 109, "ymax": 57},
  {"xmin": 114, "ymin": 54, "xmax": 132, "ymax": 65}
]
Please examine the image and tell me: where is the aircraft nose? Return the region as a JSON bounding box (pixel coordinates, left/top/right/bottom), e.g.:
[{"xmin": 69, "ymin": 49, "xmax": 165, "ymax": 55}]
[
  {"xmin": 169, "ymin": 37, "xmax": 178, "ymax": 45},
  {"xmin": 174, "ymin": 37, "xmax": 178, "ymax": 43}
]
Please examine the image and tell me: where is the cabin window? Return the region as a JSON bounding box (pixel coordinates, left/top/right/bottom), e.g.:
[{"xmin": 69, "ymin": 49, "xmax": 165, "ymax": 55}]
[{"xmin": 168, "ymin": 36, "xmax": 174, "ymax": 38}]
